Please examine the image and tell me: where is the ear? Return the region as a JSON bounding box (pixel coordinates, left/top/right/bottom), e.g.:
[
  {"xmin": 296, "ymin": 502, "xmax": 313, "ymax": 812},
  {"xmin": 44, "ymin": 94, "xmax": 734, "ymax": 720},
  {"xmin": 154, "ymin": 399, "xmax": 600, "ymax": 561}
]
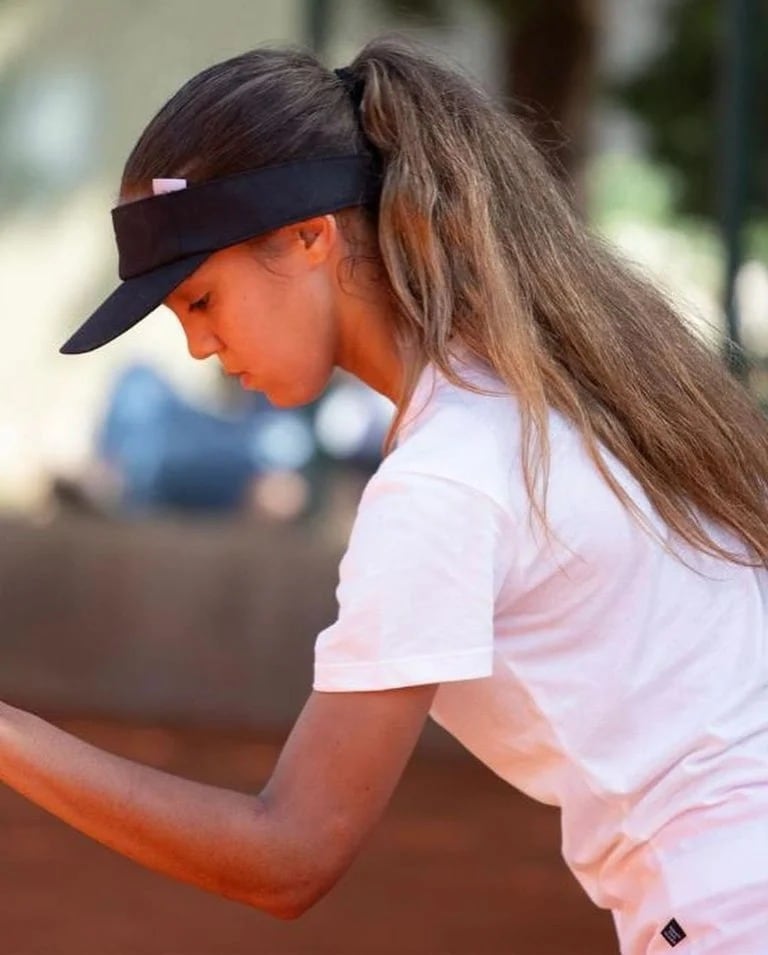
[{"xmin": 293, "ymin": 214, "xmax": 339, "ymax": 266}]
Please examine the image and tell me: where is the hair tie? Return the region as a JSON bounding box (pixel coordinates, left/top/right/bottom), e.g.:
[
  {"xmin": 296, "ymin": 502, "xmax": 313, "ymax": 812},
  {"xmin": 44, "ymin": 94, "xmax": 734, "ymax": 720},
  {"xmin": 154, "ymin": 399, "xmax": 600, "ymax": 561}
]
[
  {"xmin": 332, "ymin": 65, "xmax": 381, "ymax": 180},
  {"xmin": 333, "ymin": 66, "xmax": 365, "ymax": 112}
]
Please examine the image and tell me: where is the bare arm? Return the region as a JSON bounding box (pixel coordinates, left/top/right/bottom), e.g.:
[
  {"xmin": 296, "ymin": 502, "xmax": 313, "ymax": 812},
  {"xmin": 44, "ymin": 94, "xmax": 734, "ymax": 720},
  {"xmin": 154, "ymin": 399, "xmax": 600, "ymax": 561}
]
[{"xmin": 0, "ymin": 684, "xmax": 436, "ymax": 918}]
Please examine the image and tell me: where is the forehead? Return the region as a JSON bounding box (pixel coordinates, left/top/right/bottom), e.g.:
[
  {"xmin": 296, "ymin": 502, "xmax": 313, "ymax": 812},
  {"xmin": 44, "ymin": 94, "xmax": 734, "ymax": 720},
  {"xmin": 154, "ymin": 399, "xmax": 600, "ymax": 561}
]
[
  {"xmin": 164, "ymin": 261, "xmax": 213, "ymax": 308},
  {"xmin": 165, "ymin": 271, "xmax": 204, "ymax": 307},
  {"xmin": 164, "ymin": 244, "xmax": 254, "ymax": 305}
]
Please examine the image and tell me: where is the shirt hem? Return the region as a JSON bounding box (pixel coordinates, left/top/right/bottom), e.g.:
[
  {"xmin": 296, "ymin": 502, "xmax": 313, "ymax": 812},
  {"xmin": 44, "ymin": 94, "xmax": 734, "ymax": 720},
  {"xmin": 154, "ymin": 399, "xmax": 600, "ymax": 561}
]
[{"xmin": 313, "ymin": 648, "xmax": 493, "ymax": 692}]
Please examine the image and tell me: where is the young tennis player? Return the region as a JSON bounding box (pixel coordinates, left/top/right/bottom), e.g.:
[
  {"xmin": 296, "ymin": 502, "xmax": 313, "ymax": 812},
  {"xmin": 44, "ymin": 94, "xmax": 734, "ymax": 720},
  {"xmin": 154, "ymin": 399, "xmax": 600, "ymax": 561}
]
[{"xmin": 2, "ymin": 36, "xmax": 767, "ymax": 954}]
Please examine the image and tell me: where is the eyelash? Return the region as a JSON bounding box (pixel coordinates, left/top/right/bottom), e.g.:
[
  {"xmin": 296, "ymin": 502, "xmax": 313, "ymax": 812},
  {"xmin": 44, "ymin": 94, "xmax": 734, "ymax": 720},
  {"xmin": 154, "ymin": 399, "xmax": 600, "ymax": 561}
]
[{"xmin": 189, "ymin": 293, "xmax": 211, "ymax": 313}]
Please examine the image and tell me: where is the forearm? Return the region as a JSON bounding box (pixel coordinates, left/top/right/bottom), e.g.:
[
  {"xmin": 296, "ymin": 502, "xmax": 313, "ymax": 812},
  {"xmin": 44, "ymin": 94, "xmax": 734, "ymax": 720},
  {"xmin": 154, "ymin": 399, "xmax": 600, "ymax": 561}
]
[{"xmin": 0, "ymin": 702, "xmax": 310, "ymax": 917}]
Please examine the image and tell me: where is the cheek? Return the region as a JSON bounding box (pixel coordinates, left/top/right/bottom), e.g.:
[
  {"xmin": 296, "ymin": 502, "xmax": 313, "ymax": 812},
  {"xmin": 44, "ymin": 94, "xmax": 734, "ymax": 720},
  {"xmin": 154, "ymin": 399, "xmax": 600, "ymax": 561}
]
[
  {"xmin": 268, "ymin": 311, "xmax": 337, "ymax": 405},
  {"xmin": 214, "ymin": 285, "xmax": 271, "ymax": 358},
  {"xmin": 224, "ymin": 279, "xmax": 337, "ymax": 405},
  {"xmin": 267, "ymin": 372, "xmax": 331, "ymax": 408}
]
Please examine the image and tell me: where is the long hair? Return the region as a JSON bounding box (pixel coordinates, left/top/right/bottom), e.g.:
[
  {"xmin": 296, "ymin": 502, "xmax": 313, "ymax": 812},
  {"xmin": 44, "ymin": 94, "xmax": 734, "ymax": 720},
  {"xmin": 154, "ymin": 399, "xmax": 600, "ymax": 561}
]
[{"xmin": 121, "ymin": 37, "xmax": 768, "ymax": 567}]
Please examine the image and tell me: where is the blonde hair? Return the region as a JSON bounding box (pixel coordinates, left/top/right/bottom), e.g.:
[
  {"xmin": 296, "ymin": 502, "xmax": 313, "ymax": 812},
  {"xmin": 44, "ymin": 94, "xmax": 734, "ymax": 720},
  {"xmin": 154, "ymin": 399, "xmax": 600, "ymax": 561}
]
[
  {"xmin": 347, "ymin": 37, "xmax": 768, "ymax": 568},
  {"xmin": 121, "ymin": 36, "xmax": 768, "ymax": 567}
]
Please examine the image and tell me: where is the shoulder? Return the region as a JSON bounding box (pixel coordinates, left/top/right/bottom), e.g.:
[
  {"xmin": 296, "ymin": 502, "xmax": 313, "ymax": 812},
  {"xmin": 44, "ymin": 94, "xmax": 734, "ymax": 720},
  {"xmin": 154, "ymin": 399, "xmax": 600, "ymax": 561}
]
[{"xmin": 381, "ymin": 367, "xmax": 523, "ymax": 515}]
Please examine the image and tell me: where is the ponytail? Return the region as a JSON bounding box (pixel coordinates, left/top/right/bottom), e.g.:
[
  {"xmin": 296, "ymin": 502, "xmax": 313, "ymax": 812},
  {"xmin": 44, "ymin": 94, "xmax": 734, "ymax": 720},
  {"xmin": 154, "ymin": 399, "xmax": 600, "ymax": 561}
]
[{"xmin": 342, "ymin": 37, "xmax": 768, "ymax": 568}]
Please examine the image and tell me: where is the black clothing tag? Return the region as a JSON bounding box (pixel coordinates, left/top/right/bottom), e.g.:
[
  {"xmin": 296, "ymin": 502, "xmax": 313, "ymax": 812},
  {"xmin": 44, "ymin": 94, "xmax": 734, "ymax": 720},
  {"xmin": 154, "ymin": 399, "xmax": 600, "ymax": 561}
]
[{"xmin": 661, "ymin": 918, "xmax": 687, "ymax": 946}]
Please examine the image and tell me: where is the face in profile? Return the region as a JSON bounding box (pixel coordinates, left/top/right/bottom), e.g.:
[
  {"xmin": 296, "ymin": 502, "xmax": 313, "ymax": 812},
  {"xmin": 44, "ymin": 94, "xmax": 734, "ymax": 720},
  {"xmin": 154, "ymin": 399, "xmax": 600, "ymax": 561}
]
[{"xmin": 163, "ymin": 217, "xmax": 343, "ymax": 408}]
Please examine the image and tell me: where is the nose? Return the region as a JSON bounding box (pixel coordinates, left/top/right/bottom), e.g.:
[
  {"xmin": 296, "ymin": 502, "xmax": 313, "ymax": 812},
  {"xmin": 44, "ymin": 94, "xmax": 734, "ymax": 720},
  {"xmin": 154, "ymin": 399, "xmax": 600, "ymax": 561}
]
[{"xmin": 180, "ymin": 314, "xmax": 222, "ymax": 361}]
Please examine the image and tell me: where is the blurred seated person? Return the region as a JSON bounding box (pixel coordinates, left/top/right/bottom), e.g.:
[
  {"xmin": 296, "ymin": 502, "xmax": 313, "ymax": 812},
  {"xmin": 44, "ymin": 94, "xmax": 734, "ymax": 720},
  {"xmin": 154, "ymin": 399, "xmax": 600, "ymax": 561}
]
[
  {"xmin": 50, "ymin": 364, "xmax": 391, "ymax": 522},
  {"xmin": 53, "ymin": 363, "xmax": 315, "ymax": 520}
]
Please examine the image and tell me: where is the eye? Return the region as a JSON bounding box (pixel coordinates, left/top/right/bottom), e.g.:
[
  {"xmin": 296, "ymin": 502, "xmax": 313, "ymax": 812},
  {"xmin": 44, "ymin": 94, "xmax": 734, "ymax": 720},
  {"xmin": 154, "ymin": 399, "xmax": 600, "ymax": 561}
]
[{"xmin": 188, "ymin": 292, "xmax": 211, "ymax": 313}]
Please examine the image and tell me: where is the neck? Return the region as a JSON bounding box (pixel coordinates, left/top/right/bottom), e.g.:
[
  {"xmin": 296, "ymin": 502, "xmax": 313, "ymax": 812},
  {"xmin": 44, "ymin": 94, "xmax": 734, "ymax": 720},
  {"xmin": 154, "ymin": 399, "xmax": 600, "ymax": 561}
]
[{"xmin": 335, "ymin": 281, "xmax": 404, "ymax": 406}]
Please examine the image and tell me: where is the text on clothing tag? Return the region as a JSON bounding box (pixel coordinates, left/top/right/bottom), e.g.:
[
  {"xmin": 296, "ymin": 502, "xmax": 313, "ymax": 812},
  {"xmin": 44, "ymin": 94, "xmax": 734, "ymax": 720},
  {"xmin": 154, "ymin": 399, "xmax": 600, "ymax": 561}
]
[{"xmin": 660, "ymin": 918, "xmax": 687, "ymax": 947}]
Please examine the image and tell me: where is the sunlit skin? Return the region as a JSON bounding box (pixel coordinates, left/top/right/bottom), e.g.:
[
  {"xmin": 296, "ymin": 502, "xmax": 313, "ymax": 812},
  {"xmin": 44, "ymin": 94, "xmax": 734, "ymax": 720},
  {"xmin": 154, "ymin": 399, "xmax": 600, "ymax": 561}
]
[
  {"xmin": 0, "ymin": 221, "xmax": 435, "ymax": 923},
  {"xmin": 163, "ymin": 214, "xmax": 404, "ymax": 408}
]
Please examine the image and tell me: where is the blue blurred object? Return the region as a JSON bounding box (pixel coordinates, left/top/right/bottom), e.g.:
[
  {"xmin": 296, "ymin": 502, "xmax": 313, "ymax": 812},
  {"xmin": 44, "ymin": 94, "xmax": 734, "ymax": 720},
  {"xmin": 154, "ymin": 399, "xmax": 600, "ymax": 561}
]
[
  {"xmin": 98, "ymin": 364, "xmax": 315, "ymax": 513},
  {"xmin": 314, "ymin": 378, "xmax": 393, "ymax": 472}
]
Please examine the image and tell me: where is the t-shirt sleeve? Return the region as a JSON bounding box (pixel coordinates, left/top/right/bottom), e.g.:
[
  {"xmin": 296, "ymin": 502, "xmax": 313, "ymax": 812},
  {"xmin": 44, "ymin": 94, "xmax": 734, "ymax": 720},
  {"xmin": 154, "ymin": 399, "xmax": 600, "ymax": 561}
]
[{"xmin": 313, "ymin": 469, "xmax": 514, "ymax": 692}]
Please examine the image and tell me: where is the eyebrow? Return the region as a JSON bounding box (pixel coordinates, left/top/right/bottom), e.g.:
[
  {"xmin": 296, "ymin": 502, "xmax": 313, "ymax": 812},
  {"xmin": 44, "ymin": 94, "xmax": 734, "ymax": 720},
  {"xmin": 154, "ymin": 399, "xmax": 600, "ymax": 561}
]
[{"xmin": 166, "ymin": 283, "xmax": 195, "ymax": 306}]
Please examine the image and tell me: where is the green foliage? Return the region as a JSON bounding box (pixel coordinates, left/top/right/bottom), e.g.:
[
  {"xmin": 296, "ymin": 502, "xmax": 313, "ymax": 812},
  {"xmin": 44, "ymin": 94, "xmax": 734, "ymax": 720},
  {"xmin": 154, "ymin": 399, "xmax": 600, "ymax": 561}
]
[
  {"xmin": 375, "ymin": 0, "xmax": 535, "ymax": 30},
  {"xmin": 375, "ymin": 0, "xmax": 450, "ymax": 23},
  {"xmin": 376, "ymin": 0, "xmax": 767, "ymax": 230},
  {"xmin": 472, "ymin": 0, "xmax": 536, "ymax": 19},
  {"xmin": 588, "ymin": 153, "xmax": 681, "ymax": 224},
  {"xmin": 612, "ymin": 0, "xmax": 767, "ymax": 222},
  {"xmin": 747, "ymin": 221, "xmax": 768, "ymax": 262}
]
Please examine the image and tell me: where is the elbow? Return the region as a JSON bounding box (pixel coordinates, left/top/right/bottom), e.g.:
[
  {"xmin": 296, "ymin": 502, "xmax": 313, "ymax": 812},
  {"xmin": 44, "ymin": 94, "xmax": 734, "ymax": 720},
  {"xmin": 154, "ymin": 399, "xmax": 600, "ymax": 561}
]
[
  {"xmin": 214, "ymin": 858, "xmax": 335, "ymax": 920},
  {"xmin": 240, "ymin": 798, "xmax": 356, "ymax": 919},
  {"xmin": 257, "ymin": 848, "xmax": 348, "ymax": 921},
  {"xmin": 267, "ymin": 870, "xmax": 343, "ymax": 920},
  {"xmin": 268, "ymin": 896, "xmax": 312, "ymax": 921},
  {"xmin": 256, "ymin": 861, "xmax": 347, "ymax": 921},
  {"xmin": 259, "ymin": 883, "xmax": 331, "ymax": 921}
]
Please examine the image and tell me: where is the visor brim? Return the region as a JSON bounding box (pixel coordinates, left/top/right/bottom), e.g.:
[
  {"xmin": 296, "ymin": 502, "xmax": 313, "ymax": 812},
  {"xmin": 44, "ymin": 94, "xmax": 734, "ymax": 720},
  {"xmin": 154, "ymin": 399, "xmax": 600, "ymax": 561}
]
[{"xmin": 59, "ymin": 252, "xmax": 211, "ymax": 355}]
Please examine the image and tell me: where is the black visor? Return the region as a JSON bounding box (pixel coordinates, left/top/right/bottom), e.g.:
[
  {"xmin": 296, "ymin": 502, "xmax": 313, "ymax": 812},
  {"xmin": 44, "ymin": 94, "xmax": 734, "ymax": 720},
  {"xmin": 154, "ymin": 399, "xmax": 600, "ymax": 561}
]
[{"xmin": 60, "ymin": 154, "xmax": 381, "ymax": 355}]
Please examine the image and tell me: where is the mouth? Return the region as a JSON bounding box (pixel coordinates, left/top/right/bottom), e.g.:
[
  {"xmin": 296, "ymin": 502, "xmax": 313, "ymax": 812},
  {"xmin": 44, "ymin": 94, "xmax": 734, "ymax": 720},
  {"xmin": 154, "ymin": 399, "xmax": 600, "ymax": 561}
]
[{"xmin": 218, "ymin": 360, "xmax": 257, "ymax": 387}]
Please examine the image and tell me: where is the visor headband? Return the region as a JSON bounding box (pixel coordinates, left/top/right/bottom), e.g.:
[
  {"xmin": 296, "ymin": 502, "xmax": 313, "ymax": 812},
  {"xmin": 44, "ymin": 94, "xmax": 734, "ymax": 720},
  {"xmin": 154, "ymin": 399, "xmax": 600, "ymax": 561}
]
[{"xmin": 114, "ymin": 154, "xmax": 381, "ymax": 280}]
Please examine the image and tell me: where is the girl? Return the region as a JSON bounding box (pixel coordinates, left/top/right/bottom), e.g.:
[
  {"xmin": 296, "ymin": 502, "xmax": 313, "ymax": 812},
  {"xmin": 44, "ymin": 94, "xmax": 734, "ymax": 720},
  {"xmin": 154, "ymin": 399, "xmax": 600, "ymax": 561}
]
[{"xmin": 5, "ymin": 36, "xmax": 768, "ymax": 954}]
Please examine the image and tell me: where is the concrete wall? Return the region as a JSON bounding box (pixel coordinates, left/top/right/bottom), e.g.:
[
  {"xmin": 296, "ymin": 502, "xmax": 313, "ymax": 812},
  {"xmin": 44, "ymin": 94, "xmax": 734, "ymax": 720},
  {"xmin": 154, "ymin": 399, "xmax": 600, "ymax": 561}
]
[
  {"xmin": 0, "ymin": 513, "xmax": 461, "ymax": 753},
  {"xmin": 0, "ymin": 514, "xmax": 340, "ymax": 730}
]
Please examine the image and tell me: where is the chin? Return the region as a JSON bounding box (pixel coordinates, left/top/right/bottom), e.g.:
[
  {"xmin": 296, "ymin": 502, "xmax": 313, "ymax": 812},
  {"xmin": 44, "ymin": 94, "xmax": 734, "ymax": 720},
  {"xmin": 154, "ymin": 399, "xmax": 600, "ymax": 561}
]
[
  {"xmin": 267, "ymin": 387, "xmax": 319, "ymax": 409},
  {"xmin": 265, "ymin": 392, "xmax": 300, "ymax": 409},
  {"xmin": 266, "ymin": 372, "xmax": 331, "ymax": 408}
]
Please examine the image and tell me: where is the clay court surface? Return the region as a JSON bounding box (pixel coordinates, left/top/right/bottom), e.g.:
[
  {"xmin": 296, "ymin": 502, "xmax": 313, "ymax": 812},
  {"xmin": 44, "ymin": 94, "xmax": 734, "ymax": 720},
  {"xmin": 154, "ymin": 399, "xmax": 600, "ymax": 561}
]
[{"xmin": 0, "ymin": 717, "xmax": 618, "ymax": 955}]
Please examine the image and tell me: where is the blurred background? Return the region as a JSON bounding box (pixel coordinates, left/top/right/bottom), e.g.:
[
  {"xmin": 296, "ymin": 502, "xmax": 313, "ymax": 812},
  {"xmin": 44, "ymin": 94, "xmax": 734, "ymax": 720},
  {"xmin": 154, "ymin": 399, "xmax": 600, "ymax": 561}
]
[{"xmin": 0, "ymin": 0, "xmax": 765, "ymax": 952}]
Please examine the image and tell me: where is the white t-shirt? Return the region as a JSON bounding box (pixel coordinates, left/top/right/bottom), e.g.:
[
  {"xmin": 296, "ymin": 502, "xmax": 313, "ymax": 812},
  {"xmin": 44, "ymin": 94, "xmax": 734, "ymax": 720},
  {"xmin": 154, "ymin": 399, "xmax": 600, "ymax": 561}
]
[{"xmin": 313, "ymin": 350, "xmax": 768, "ymax": 949}]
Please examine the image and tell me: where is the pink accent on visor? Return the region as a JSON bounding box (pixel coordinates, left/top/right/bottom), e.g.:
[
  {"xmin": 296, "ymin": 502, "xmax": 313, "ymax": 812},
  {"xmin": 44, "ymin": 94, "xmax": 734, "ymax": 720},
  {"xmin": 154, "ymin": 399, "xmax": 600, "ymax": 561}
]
[{"xmin": 152, "ymin": 178, "xmax": 188, "ymax": 196}]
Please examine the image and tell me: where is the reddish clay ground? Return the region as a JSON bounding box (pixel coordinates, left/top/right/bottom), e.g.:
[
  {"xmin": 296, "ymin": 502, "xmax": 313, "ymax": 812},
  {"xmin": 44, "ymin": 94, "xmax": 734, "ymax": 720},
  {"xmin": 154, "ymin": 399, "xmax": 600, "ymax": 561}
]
[{"xmin": 0, "ymin": 718, "xmax": 618, "ymax": 954}]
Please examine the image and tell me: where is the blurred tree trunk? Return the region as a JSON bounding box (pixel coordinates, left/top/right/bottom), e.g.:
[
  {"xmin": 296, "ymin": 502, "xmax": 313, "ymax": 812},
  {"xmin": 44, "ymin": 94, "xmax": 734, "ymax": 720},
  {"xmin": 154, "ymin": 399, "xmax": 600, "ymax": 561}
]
[
  {"xmin": 377, "ymin": 0, "xmax": 600, "ymax": 207},
  {"xmin": 504, "ymin": 0, "xmax": 599, "ymax": 208}
]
